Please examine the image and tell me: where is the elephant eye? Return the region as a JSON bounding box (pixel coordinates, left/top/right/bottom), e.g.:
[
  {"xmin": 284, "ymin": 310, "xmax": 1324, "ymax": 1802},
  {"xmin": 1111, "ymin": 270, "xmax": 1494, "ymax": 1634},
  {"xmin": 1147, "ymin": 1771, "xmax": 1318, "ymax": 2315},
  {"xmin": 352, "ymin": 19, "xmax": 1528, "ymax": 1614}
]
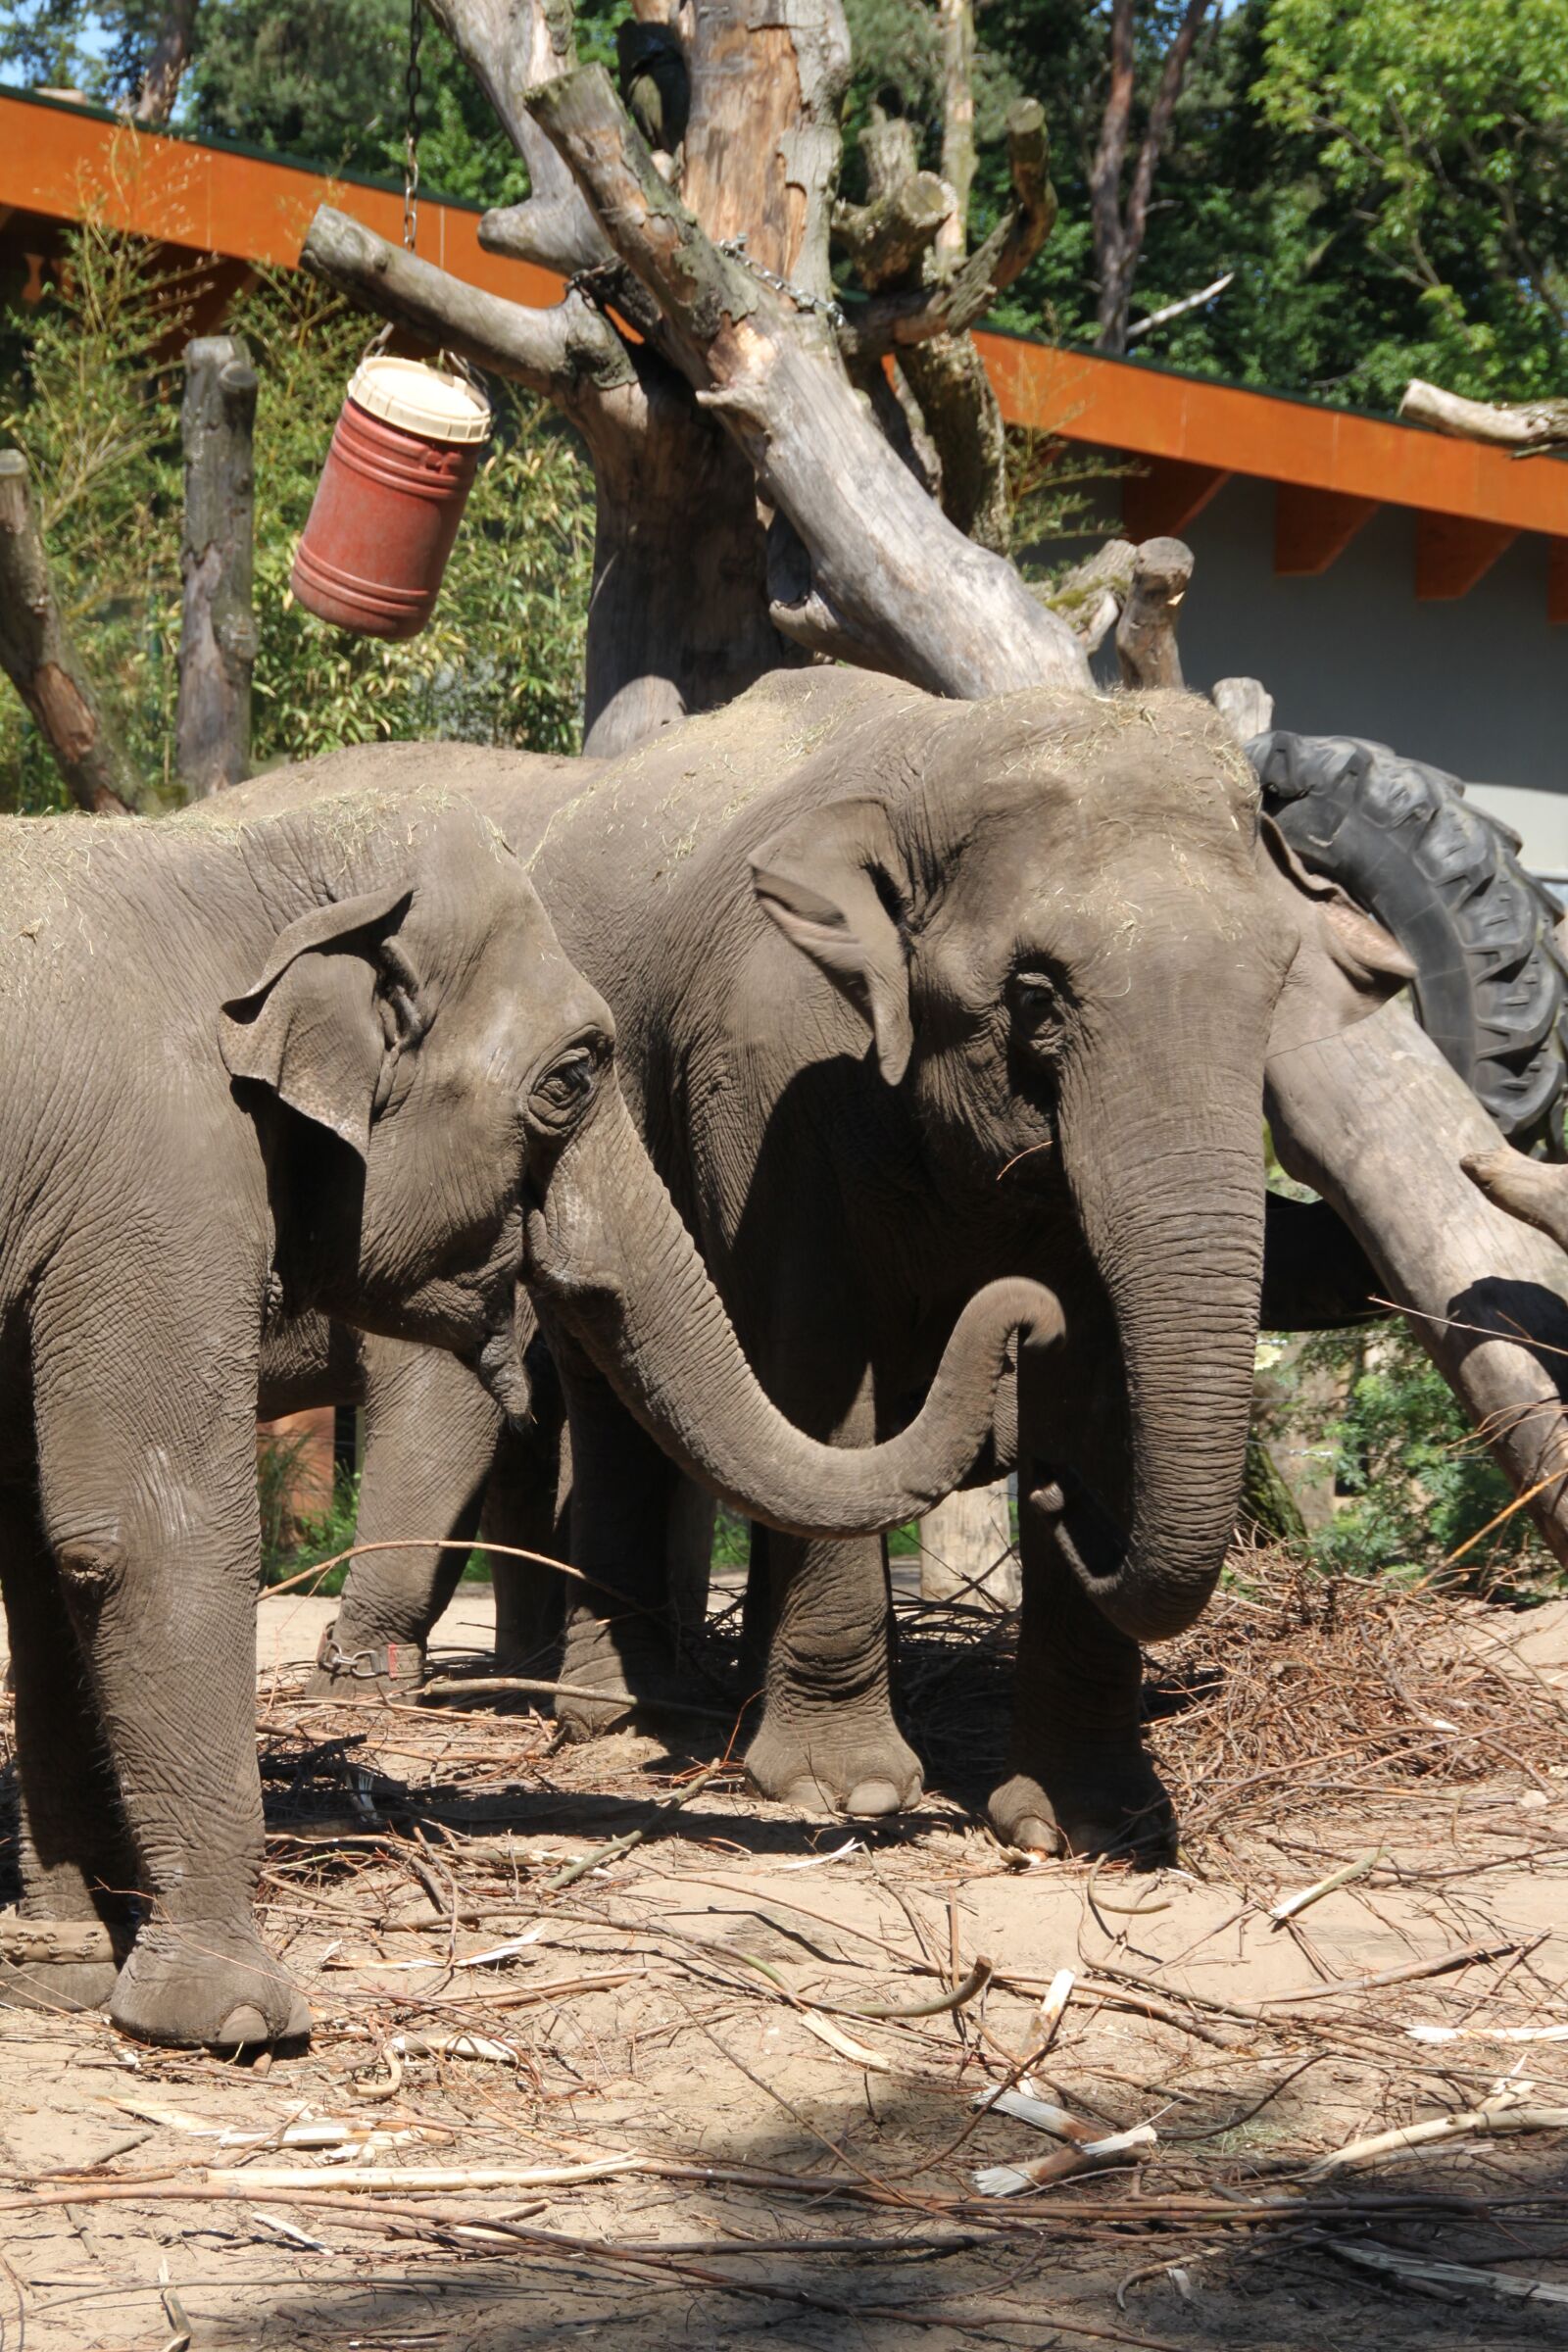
[
  {"xmin": 529, "ymin": 1043, "xmax": 603, "ymax": 1128},
  {"xmin": 1010, "ymin": 969, "xmax": 1061, "ymax": 1030}
]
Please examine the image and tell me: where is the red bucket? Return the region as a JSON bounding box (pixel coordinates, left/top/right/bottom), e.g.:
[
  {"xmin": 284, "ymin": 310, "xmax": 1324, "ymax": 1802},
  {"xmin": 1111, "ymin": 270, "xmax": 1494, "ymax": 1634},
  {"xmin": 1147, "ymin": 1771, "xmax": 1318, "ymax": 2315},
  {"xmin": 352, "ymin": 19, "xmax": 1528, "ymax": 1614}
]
[{"xmin": 291, "ymin": 355, "xmax": 491, "ymax": 641}]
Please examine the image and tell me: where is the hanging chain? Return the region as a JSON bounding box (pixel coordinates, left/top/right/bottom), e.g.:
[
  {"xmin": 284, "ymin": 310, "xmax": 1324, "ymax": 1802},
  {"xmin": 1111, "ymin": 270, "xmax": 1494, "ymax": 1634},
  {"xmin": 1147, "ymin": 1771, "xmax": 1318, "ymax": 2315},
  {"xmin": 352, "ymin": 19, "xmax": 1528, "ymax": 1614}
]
[
  {"xmin": 402, "ymin": 0, "xmax": 423, "ymax": 252},
  {"xmin": 715, "ymin": 233, "xmax": 845, "ymax": 330}
]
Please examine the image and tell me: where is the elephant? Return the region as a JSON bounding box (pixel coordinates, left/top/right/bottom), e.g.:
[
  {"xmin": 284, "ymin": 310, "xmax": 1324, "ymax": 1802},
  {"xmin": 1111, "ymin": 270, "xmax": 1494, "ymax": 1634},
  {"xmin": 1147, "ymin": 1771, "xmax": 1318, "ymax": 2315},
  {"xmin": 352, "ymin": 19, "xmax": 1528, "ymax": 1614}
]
[
  {"xmin": 222, "ymin": 667, "xmax": 1407, "ymax": 1858},
  {"xmin": 0, "ymin": 782, "xmax": 1058, "ymax": 2049}
]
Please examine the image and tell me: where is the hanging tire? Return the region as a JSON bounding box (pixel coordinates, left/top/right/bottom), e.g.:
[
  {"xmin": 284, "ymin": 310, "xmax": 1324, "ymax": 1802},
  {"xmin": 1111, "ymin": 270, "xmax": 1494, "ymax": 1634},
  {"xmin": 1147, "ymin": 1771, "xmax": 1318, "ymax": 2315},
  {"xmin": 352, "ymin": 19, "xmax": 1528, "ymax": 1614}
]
[{"xmin": 1250, "ymin": 731, "xmax": 1568, "ymax": 1151}]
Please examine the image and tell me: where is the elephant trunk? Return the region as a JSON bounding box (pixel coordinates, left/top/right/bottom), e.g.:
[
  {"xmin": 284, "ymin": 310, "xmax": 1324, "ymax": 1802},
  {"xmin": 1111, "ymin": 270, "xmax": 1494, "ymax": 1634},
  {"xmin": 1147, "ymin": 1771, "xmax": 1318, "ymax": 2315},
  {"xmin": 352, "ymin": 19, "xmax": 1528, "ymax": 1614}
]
[
  {"xmin": 526, "ymin": 1090, "xmax": 1062, "ymax": 1537},
  {"xmin": 1055, "ymin": 1029, "xmax": 1267, "ymax": 1644}
]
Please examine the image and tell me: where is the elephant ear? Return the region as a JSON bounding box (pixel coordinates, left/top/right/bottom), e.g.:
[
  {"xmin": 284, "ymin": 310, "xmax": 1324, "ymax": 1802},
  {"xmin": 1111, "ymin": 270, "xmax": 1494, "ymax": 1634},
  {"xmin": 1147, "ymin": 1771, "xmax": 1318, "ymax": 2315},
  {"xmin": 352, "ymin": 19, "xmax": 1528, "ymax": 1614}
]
[
  {"xmin": 1259, "ymin": 815, "xmax": 1416, "ymax": 1059},
  {"xmin": 219, "ymin": 885, "xmax": 422, "ymax": 1159},
  {"xmin": 750, "ymin": 799, "xmax": 913, "ymax": 1084}
]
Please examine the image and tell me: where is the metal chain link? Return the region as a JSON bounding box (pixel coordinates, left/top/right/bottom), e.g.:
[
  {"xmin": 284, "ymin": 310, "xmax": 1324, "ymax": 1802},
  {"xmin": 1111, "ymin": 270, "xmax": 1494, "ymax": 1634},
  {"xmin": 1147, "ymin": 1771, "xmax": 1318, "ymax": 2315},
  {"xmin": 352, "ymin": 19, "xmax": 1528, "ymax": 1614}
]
[
  {"xmin": 403, "ymin": 0, "xmax": 423, "ymax": 252},
  {"xmin": 716, "ymin": 233, "xmax": 845, "ymax": 330}
]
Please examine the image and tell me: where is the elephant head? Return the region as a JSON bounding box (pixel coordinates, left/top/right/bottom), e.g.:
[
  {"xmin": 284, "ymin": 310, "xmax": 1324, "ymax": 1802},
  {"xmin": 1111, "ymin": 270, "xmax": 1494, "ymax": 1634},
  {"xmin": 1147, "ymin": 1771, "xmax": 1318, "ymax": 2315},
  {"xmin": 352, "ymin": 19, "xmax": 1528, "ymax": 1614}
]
[
  {"xmin": 747, "ymin": 690, "xmax": 1409, "ymax": 1641},
  {"xmin": 220, "ymin": 793, "xmax": 1060, "ymax": 1540}
]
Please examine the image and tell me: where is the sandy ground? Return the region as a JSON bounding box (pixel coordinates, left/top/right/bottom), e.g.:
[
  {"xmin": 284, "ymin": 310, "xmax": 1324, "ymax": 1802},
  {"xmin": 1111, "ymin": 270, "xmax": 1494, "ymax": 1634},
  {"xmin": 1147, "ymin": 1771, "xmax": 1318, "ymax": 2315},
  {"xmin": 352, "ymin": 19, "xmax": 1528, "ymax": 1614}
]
[{"xmin": 3, "ymin": 1578, "xmax": 1568, "ymax": 2350}]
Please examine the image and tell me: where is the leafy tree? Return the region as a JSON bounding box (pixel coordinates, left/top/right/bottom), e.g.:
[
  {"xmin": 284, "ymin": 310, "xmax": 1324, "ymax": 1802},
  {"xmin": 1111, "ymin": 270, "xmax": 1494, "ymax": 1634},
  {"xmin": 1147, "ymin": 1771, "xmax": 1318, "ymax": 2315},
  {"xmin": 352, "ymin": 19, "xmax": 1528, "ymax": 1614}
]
[
  {"xmin": 1285, "ymin": 1322, "xmax": 1546, "ymax": 1584},
  {"xmin": 1259, "ymin": 0, "xmax": 1568, "ymax": 401}
]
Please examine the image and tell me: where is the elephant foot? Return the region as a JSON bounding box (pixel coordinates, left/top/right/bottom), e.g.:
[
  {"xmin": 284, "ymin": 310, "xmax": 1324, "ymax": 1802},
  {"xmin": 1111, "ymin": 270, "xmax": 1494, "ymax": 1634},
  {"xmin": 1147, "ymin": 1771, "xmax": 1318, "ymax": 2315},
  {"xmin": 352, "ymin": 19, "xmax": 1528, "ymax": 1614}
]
[
  {"xmin": 305, "ymin": 1619, "xmax": 426, "ymax": 1700},
  {"xmin": 0, "ymin": 1957, "xmax": 121, "ymax": 2014},
  {"xmin": 110, "ymin": 1920, "xmax": 312, "ymax": 2051},
  {"xmin": 990, "ymin": 1745, "xmax": 1175, "ymax": 1862},
  {"xmin": 745, "ymin": 1705, "xmax": 922, "ymax": 1818},
  {"xmin": 555, "ymin": 1615, "xmax": 690, "ymax": 1740},
  {"xmin": 1463, "ymin": 1148, "xmax": 1568, "ymax": 1252},
  {"xmin": 0, "ymin": 1907, "xmax": 131, "ymax": 2015}
]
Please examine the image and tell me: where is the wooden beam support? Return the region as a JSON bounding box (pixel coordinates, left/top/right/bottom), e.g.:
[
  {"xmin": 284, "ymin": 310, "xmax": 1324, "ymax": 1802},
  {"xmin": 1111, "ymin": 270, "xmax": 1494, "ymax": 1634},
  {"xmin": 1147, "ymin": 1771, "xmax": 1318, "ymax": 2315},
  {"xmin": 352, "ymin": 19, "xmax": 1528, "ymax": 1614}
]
[
  {"xmin": 1123, "ymin": 456, "xmax": 1229, "ymax": 543},
  {"xmin": 1549, "ymin": 539, "xmax": 1568, "ymax": 627},
  {"xmin": 1415, "ymin": 512, "xmax": 1518, "ymax": 602},
  {"xmin": 1274, "ymin": 483, "xmax": 1378, "ymax": 577}
]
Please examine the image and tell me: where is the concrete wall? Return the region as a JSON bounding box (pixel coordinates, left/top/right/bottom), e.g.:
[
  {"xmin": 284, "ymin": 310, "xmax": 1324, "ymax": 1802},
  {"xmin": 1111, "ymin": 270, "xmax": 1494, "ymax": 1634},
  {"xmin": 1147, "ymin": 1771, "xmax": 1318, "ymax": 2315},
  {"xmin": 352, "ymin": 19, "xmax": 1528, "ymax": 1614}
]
[{"xmin": 1082, "ymin": 470, "xmax": 1568, "ymax": 877}]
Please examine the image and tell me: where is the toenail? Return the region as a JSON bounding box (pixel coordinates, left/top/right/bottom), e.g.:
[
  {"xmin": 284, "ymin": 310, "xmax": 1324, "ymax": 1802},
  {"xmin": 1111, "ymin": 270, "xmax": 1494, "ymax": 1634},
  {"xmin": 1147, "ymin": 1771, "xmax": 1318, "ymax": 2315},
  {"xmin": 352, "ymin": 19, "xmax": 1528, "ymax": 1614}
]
[{"xmin": 845, "ymin": 1778, "xmax": 901, "ymax": 1817}]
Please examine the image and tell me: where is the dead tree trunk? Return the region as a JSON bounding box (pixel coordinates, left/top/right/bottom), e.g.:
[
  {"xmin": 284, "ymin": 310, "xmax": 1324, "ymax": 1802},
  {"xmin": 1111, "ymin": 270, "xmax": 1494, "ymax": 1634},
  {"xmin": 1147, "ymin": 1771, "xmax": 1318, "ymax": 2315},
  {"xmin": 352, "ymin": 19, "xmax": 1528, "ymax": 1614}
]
[
  {"xmin": 302, "ymin": 0, "xmax": 1568, "ymax": 1569},
  {"xmin": 0, "ymin": 451, "xmax": 142, "ymax": 814},
  {"xmin": 176, "ymin": 336, "xmax": 257, "ymax": 796},
  {"xmin": 1090, "ymin": 0, "xmax": 1215, "ymax": 355}
]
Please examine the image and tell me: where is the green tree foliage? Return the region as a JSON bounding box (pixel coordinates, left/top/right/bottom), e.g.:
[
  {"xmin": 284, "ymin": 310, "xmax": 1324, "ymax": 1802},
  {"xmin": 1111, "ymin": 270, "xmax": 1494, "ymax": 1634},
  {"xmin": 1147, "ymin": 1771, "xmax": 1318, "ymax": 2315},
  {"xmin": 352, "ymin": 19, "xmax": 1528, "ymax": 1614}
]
[
  {"xmin": 0, "ymin": 220, "xmax": 592, "ymax": 810},
  {"xmin": 1287, "ymin": 1322, "xmax": 1546, "ymax": 1585},
  {"xmin": 1259, "ymin": 0, "xmax": 1568, "ymax": 402}
]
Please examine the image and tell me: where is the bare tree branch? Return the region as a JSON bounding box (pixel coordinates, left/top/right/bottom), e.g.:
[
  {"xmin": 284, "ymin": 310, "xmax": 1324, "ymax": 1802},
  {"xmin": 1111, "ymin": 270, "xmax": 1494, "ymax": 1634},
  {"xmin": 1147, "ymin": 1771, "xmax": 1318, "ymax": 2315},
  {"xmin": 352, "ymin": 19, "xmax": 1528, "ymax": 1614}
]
[
  {"xmin": 0, "ymin": 451, "xmax": 145, "ymax": 814},
  {"xmin": 1400, "ymin": 377, "xmax": 1568, "ymax": 453},
  {"xmin": 423, "ymin": 0, "xmax": 615, "ymax": 276},
  {"xmin": 1126, "ymin": 269, "xmax": 1233, "ymax": 342},
  {"xmin": 299, "ymin": 205, "xmax": 636, "ymax": 413},
  {"xmin": 526, "ymin": 65, "xmax": 1091, "ymax": 694}
]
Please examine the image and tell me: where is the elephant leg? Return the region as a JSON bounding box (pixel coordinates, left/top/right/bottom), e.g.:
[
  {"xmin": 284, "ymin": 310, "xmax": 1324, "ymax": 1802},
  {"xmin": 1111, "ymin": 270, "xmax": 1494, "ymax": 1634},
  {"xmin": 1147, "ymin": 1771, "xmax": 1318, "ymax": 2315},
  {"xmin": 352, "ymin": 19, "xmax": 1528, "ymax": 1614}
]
[
  {"xmin": 554, "ymin": 1348, "xmax": 689, "ymax": 1737},
  {"xmin": 311, "ymin": 1339, "xmax": 503, "ymax": 1697},
  {"xmin": 990, "ymin": 1486, "xmax": 1175, "ymax": 1862},
  {"xmin": 485, "ymin": 1410, "xmax": 570, "ymax": 1675},
  {"xmin": 33, "ymin": 1303, "xmax": 308, "ymax": 2051},
  {"xmin": 743, "ymin": 1529, "xmax": 921, "ymax": 1819},
  {"xmin": 0, "ymin": 1481, "xmax": 136, "ymax": 2014}
]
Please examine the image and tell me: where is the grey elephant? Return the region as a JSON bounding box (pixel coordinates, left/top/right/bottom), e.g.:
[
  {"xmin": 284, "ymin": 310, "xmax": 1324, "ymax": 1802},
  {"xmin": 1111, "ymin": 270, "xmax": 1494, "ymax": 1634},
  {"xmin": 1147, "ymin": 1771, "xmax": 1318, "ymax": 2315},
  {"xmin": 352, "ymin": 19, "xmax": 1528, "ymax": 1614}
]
[
  {"xmin": 0, "ymin": 785, "xmax": 1056, "ymax": 2048},
  {"xmin": 227, "ymin": 670, "xmax": 1406, "ymax": 1858}
]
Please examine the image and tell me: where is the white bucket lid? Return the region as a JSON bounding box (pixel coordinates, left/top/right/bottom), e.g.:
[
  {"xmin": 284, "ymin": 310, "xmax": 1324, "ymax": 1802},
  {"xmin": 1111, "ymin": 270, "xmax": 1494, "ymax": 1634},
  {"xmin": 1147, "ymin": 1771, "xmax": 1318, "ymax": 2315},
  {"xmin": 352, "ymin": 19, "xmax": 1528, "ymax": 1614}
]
[{"xmin": 347, "ymin": 354, "xmax": 492, "ymax": 445}]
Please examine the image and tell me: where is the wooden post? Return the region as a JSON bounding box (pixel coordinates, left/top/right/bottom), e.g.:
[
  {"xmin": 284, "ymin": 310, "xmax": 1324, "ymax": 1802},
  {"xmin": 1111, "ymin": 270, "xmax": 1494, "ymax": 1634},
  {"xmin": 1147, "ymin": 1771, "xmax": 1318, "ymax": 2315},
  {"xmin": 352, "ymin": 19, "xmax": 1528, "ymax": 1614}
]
[
  {"xmin": 0, "ymin": 450, "xmax": 142, "ymax": 814},
  {"xmin": 176, "ymin": 336, "xmax": 258, "ymax": 797},
  {"xmin": 918, "ymin": 1482, "xmax": 1018, "ymax": 1607}
]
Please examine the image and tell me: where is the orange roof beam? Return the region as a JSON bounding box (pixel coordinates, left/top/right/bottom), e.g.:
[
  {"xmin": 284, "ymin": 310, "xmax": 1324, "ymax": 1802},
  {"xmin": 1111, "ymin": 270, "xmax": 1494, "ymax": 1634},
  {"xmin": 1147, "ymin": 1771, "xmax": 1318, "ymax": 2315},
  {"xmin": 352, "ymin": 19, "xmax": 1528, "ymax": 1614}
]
[{"xmin": 1275, "ymin": 485, "xmax": 1380, "ymax": 577}]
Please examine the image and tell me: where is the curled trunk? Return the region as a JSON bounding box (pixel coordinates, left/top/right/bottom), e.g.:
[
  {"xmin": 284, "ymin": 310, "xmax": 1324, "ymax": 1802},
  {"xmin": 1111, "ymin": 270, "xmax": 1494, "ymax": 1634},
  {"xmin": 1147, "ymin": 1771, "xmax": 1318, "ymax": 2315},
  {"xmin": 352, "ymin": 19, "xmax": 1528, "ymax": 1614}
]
[{"xmin": 528, "ymin": 1091, "xmax": 1061, "ymax": 1534}]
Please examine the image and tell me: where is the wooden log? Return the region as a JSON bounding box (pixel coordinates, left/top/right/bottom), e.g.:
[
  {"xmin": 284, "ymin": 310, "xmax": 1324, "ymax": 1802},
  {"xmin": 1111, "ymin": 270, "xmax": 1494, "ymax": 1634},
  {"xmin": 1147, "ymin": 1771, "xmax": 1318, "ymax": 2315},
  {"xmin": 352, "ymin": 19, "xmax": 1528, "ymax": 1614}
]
[
  {"xmin": 1400, "ymin": 378, "xmax": 1568, "ymax": 454},
  {"xmin": 1266, "ymin": 998, "xmax": 1568, "ymax": 1567},
  {"xmin": 0, "ymin": 451, "xmax": 146, "ymax": 814},
  {"xmin": 1114, "ymin": 535, "xmax": 1192, "ymax": 689},
  {"xmin": 176, "ymin": 336, "xmax": 257, "ymax": 797},
  {"xmin": 527, "ymin": 67, "xmax": 1091, "ymax": 696},
  {"xmin": 1210, "ymin": 675, "xmax": 1274, "ymax": 742}
]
